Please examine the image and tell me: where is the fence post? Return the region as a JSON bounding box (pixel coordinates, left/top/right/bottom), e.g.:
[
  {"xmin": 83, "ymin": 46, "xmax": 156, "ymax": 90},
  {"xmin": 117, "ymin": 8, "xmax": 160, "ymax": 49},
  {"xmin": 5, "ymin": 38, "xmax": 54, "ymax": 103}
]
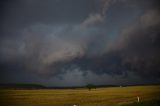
[{"xmin": 137, "ymin": 96, "xmax": 140, "ymax": 102}]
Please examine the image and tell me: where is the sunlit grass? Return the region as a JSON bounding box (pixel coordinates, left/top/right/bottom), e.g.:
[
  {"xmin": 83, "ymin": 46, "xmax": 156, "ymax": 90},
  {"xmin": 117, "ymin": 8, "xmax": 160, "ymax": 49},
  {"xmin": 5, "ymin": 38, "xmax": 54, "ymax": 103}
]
[{"xmin": 0, "ymin": 85, "xmax": 160, "ymax": 106}]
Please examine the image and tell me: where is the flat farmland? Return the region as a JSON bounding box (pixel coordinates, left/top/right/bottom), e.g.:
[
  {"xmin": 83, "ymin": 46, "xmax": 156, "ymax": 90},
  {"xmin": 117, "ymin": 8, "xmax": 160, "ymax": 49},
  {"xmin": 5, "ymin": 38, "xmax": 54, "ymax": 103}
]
[{"xmin": 0, "ymin": 85, "xmax": 160, "ymax": 106}]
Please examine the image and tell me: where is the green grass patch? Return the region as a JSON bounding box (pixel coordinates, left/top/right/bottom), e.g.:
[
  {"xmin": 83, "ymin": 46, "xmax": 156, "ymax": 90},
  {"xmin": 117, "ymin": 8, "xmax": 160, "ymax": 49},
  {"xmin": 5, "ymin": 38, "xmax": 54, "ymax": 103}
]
[{"xmin": 122, "ymin": 100, "xmax": 160, "ymax": 106}]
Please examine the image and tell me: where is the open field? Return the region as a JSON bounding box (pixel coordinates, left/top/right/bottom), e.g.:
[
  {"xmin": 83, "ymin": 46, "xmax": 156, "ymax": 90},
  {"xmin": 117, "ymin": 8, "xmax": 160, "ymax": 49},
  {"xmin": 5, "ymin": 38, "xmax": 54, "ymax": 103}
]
[{"xmin": 0, "ymin": 85, "xmax": 160, "ymax": 106}]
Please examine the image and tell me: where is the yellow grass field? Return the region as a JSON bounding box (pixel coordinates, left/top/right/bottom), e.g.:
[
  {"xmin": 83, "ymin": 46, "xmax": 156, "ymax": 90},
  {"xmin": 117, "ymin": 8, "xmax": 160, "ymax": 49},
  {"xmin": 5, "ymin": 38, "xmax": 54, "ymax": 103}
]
[{"xmin": 0, "ymin": 85, "xmax": 160, "ymax": 106}]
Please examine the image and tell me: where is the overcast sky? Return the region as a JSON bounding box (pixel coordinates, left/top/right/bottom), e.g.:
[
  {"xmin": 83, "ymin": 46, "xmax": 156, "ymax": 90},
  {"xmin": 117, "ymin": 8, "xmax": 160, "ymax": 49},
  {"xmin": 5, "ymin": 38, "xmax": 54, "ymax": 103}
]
[{"xmin": 0, "ymin": 0, "xmax": 160, "ymax": 86}]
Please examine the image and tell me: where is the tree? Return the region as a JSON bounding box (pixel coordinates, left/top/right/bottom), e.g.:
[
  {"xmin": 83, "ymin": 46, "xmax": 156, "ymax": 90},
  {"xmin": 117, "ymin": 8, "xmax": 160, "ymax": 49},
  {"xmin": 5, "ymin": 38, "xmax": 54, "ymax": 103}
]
[{"xmin": 86, "ymin": 84, "xmax": 95, "ymax": 90}]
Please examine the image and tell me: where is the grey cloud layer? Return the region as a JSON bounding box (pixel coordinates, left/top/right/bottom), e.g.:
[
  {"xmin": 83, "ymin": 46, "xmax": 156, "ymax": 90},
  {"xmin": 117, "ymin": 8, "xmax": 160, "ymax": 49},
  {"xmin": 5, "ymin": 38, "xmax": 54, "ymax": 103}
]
[{"xmin": 0, "ymin": 0, "xmax": 160, "ymax": 85}]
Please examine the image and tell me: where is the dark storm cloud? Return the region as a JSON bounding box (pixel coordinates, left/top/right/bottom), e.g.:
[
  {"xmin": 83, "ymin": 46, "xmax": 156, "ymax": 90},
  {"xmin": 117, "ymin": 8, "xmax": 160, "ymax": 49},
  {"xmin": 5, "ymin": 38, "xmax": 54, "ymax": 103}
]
[
  {"xmin": 0, "ymin": 0, "xmax": 160, "ymax": 85},
  {"xmin": 0, "ymin": 0, "xmax": 94, "ymax": 40},
  {"xmin": 115, "ymin": 9, "xmax": 160, "ymax": 78},
  {"xmin": 1, "ymin": 0, "xmax": 92, "ymax": 24},
  {"xmin": 42, "ymin": 0, "xmax": 160, "ymax": 78}
]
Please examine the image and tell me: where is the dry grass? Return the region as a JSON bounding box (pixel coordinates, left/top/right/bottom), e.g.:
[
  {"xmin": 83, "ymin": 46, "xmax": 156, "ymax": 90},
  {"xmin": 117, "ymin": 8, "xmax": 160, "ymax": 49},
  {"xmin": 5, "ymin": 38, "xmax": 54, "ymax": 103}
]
[{"xmin": 0, "ymin": 85, "xmax": 160, "ymax": 106}]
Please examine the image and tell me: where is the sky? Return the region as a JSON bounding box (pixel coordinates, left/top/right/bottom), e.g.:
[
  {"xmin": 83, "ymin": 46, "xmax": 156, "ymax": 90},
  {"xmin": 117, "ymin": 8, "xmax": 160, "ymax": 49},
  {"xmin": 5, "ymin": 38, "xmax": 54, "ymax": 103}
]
[{"xmin": 0, "ymin": 0, "xmax": 160, "ymax": 86}]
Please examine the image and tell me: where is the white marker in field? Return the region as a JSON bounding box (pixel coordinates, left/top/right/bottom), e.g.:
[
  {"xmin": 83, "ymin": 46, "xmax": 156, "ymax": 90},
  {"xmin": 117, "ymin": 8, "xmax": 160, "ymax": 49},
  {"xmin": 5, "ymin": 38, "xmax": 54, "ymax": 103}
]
[
  {"xmin": 73, "ymin": 105, "xmax": 77, "ymax": 106},
  {"xmin": 137, "ymin": 96, "xmax": 140, "ymax": 102}
]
